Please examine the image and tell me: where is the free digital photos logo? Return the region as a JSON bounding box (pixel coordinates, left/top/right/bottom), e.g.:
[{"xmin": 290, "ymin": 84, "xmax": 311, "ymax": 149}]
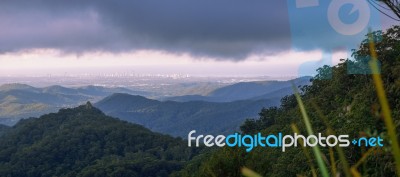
[
  {"xmin": 288, "ymin": 0, "xmax": 381, "ymax": 77},
  {"xmin": 188, "ymin": 130, "xmax": 384, "ymax": 152}
]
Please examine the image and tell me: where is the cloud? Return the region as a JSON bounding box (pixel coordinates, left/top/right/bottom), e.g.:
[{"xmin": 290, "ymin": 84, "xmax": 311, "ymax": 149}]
[
  {"xmin": 0, "ymin": 0, "xmax": 388, "ymax": 60},
  {"xmin": 0, "ymin": 0, "xmax": 293, "ymax": 60}
]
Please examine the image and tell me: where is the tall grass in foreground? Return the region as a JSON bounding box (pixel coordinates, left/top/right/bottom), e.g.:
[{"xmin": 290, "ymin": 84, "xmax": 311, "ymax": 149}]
[
  {"xmin": 291, "ymin": 124, "xmax": 318, "ymax": 177},
  {"xmin": 368, "ymin": 32, "xmax": 400, "ymax": 175},
  {"xmin": 293, "ymin": 86, "xmax": 330, "ymax": 177},
  {"xmin": 311, "ymin": 102, "xmax": 351, "ymax": 177},
  {"xmin": 242, "ymin": 33, "xmax": 400, "ymax": 177}
]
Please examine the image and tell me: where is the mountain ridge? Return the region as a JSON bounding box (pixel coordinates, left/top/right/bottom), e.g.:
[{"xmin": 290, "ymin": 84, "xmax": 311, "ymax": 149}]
[
  {"xmin": 0, "ymin": 103, "xmax": 199, "ymax": 176},
  {"xmin": 0, "ymin": 84, "xmax": 148, "ymax": 125},
  {"xmin": 95, "ymin": 93, "xmax": 279, "ymax": 137},
  {"xmin": 165, "ymin": 76, "xmax": 311, "ymax": 102}
]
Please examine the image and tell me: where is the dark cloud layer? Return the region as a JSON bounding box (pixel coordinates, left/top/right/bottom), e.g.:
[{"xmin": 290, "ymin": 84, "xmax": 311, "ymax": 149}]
[{"xmin": 0, "ymin": 0, "xmax": 293, "ymax": 60}]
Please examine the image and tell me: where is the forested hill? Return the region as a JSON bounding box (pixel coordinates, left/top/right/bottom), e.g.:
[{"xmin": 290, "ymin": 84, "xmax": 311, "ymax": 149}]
[
  {"xmin": 174, "ymin": 26, "xmax": 400, "ymax": 177},
  {"xmin": 0, "ymin": 102, "xmax": 201, "ymax": 177}
]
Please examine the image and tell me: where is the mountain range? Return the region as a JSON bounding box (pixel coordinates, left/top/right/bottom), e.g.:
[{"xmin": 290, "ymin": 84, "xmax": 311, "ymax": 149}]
[
  {"xmin": 120, "ymin": 77, "xmax": 310, "ymax": 136},
  {"xmin": 164, "ymin": 76, "xmax": 311, "ymax": 102},
  {"xmin": 0, "ymin": 77, "xmax": 311, "ymax": 137},
  {"xmin": 0, "ymin": 84, "xmax": 148, "ymax": 125},
  {"xmin": 95, "ymin": 93, "xmax": 279, "ymax": 137}
]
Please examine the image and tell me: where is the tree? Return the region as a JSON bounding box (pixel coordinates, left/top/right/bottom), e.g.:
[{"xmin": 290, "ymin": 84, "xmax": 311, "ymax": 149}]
[{"xmin": 371, "ymin": 0, "xmax": 400, "ymax": 21}]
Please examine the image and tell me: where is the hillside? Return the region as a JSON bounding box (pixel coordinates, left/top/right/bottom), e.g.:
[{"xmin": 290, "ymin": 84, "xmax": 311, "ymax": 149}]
[
  {"xmin": 0, "ymin": 84, "xmax": 146, "ymax": 126},
  {"xmin": 175, "ymin": 27, "xmax": 400, "ymax": 177},
  {"xmin": 95, "ymin": 93, "xmax": 279, "ymax": 137},
  {"xmin": 0, "ymin": 103, "xmax": 201, "ymax": 177},
  {"xmin": 165, "ymin": 77, "xmax": 311, "ymax": 102},
  {"xmin": 0, "ymin": 124, "xmax": 9, "ymax": 136}
]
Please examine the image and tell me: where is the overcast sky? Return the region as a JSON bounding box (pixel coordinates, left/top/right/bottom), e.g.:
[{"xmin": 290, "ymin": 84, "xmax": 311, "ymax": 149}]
[{"xmin": 0, "ymin": 0, "xmax": 397, "ymax": 77}]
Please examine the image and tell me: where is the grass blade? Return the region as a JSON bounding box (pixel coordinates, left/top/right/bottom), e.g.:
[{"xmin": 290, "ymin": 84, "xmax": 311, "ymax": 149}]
[
  {"xmin": 329, "ymin": 147, "xmax": 337, "ymax": 176},
  {"xmin": 242, "ymin": 167, "xmax": 262, "ymax": 177},
  {"xmin": 293, "ymin": 85, "xmax": 330, "ymax": 177},
  {"xmin": 350, "ymin": 147, "xmax": 377, "ymax": 177},
  {"xmin": 291, "ymin": 124, "xmax": 318, "ymax": 177},
  {"xmin": 368, "ymin": 32, "xmax": 400, "ymax": 176},
  {"xmin": 311, "ymin": 102, "xmax": 352, "ymax": 177}
]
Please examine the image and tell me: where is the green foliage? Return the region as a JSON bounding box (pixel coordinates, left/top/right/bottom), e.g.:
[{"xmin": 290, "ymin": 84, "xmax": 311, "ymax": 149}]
[
  {"xmin": 176, "ymin": 26, "xmax": 400, "ymax": 177},
  {"xmin": 240, "ymin": 107, "xmax": 278, "ymax": 134},
  {"xmin": 0, "ymin": 102, "xmax": 201, "ymax": 177}
]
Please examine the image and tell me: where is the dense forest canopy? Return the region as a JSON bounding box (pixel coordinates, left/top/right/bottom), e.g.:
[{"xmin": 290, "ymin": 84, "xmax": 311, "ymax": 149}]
[{"xmin": 0, "ymin": 102, "xmax": 204, "ymax": 177}]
